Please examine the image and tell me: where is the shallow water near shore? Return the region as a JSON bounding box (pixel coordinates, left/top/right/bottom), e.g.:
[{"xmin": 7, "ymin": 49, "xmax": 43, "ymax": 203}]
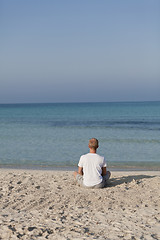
[{"xmin": 0, "ymin": 101, "xmax": 160, "ymax": 170}]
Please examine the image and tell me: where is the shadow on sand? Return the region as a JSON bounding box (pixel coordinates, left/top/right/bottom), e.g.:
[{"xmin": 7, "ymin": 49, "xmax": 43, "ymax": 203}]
[{"xmin": 107, "ymin": 174, "xmax": 155, "ymax": 188}]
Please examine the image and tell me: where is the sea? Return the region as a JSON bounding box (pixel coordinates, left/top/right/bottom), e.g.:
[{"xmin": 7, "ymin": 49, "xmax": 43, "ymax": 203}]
[{"xmin": 0, "ymin": 101, "xmax": 160, "ymax": 171}]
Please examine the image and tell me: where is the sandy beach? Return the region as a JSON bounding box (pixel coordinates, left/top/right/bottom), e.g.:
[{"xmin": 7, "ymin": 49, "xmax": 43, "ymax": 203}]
[{"xmin": 0, "ymin": 169, "xmax": 160, "ymax": 240}]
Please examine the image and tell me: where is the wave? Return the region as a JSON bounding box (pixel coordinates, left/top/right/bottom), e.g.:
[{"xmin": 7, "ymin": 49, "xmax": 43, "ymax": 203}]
[
  {"xmin": 101, "ymin": 138, "xmax": 160, "ymax": 144},
  {"xmin": 48, "ymin": 120, "xmax": 160, "ymax": 130},
  {"xmin": 2, "ymin": 119, "xmax": 160, "ymax": 131}
]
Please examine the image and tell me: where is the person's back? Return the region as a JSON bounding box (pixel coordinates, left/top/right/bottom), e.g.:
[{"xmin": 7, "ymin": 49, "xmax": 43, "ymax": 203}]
[
  {"xmin": 79, "ymin": 153, "xmax": 106, "ymax": 187},
  {"xmin": 74, "ymin": 138, "xmax": 111, "ymax": 188}
]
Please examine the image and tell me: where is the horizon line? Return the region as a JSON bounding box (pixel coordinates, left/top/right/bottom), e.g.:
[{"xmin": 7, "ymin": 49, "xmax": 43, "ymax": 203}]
[{"xmin": 0, "ymin": 100, "xmax": 160, "ymax": 105}]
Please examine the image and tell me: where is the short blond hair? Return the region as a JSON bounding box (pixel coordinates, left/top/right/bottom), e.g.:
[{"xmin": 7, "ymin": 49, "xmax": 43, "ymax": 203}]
[{"xmin": 88, "ymin": 138, "xmax": 99, "ymax": 149}]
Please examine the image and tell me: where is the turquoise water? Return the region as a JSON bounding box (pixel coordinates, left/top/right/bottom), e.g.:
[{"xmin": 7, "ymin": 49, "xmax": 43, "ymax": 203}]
[{"xmin": 0, "ymin": 102, "xmax": 160, "ymax": 170}]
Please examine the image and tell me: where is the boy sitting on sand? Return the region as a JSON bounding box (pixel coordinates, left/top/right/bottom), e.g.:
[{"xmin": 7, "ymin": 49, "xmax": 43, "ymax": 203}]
[{"xmin": 74, "ymin": 138, "xmax": 111, "ymax": 188}]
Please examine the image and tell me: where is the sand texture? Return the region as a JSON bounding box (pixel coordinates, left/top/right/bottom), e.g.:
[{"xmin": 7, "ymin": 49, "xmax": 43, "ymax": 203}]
[{"xmin": 0, "ymin": 169, "xmax": 160, "ymax": 240}]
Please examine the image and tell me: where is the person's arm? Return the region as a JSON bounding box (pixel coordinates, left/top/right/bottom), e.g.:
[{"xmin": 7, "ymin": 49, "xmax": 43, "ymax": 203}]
[
  {"xmin": 78, "ymin": 167, "xmax": 83, "ymax": 175},
  {"xmin": 101, "ymin": 166, "xmax": 107, "ymax": 176},
  {"xmin": 73, "ymin": 166, "xmax": 83, "ymax": 178}
]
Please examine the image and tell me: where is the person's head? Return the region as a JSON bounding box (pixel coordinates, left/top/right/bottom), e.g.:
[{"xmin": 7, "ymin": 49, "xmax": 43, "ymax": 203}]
[{"xmin": 88, "ymin": 138, "xmax": 99, "ymax": 150}]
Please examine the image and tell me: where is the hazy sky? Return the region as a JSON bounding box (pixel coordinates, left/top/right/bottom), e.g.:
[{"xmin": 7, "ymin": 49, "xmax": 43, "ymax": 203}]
[{"xmin": 1, "ymin": 0, "xmax": 160, "ymax": 103}]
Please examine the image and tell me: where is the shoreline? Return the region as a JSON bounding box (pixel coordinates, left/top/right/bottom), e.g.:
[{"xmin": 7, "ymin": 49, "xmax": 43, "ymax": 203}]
[
  {"xmin": 0, "ymin": 169, "xmax": 160, "ymax": 239},
  {"xmin": 1, "ymin": 164, "xmax": 160, "ymax": 172}
]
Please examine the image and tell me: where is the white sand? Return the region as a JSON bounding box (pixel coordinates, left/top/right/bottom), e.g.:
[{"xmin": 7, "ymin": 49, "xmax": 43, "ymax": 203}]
[{"xmin": 0, "ymin": 169, "xmax": 160, "ymax": 240}]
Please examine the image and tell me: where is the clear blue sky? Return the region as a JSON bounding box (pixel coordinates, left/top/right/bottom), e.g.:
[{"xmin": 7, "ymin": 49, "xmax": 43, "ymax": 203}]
[{"xmin": 1, "ymin": 0, "xmax": 160, "ymax": 103}]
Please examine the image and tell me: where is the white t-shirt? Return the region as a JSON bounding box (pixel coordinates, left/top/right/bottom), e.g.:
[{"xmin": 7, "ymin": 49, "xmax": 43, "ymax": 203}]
[{"xmin": 78, "ymin": 153, "xmax": 107, "ymax": 187}]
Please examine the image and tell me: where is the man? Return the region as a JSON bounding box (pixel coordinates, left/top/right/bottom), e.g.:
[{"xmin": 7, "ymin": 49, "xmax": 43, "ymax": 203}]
[{"xmin": 74, "ymin": 138, "xmax": 111, "ymax": 188}]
